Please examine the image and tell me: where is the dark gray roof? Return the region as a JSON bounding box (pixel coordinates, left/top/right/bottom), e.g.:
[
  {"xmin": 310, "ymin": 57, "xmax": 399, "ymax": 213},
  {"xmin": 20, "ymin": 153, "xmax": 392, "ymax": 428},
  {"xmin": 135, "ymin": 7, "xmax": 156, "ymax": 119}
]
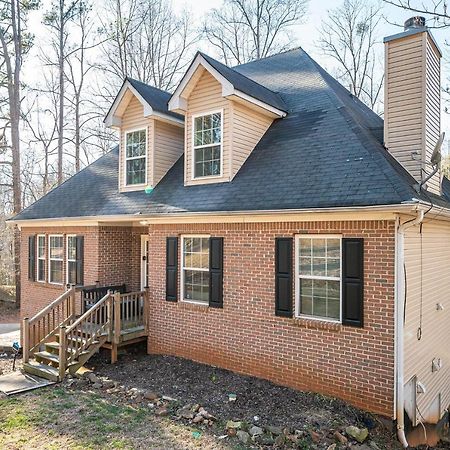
[
  {"xmin": 199, "ymin": 52, "xmax": 287, "ymax": 112},
  {"xmin": 108, "ymin": 77, "xmax": 183, "ymax": 121},
  {"xmin": 14, "ymin": 48, "xmax": 447, "ymax": 221}
]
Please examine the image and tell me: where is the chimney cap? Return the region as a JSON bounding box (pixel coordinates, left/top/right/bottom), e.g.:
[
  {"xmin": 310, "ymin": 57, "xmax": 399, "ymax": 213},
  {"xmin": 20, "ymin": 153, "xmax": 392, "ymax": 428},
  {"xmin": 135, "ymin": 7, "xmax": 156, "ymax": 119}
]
[{"xmin": 404, "ymin": 16, "xmax": 426, "ymax": 30}]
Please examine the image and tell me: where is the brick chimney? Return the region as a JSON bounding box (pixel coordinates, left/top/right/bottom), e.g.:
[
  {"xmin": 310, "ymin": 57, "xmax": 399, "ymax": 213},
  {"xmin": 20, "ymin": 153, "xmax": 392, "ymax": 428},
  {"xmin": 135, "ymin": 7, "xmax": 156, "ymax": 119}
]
[{"xmin": 384, "ymin": 17, "xmax": 442, "ymax": 194}]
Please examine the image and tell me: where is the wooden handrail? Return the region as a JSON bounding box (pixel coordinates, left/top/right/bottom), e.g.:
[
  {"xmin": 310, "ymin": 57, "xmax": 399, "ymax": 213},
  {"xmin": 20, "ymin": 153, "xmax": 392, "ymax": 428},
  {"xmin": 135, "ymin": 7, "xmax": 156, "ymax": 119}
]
[
  {"xmin": 29, "ymin": 289, "xmax": 72, "ymax": 325},
  {"xmin": 65, "ymin": 292, "xmax": 111, "ymax": 334}
]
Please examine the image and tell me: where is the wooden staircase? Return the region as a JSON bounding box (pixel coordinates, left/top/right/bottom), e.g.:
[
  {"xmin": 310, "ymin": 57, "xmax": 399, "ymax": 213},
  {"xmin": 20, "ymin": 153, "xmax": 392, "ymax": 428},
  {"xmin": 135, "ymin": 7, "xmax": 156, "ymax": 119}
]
[{"xmin": 22, "ymin": 288, "xmax": 115, "ymax": 382}]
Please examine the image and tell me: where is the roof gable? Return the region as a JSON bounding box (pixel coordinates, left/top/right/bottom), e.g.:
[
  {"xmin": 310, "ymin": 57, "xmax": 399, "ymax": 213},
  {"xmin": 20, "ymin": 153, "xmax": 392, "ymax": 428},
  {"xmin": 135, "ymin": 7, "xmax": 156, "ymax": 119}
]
[
  {"xmin": 168, "ymin": 52, "xmax": 287, "ymax": 118},
  {"xmin": 104, "ymin": 78, "xmax": 183, "ymax": 127}
]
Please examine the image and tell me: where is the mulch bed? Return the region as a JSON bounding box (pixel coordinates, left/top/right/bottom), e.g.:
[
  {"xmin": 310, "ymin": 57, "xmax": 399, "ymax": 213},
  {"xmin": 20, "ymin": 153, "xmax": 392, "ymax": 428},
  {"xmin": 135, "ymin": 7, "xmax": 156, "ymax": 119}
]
[{"xmin": 86, "ymin": 345, "xmax": 402, "ymax": 449}]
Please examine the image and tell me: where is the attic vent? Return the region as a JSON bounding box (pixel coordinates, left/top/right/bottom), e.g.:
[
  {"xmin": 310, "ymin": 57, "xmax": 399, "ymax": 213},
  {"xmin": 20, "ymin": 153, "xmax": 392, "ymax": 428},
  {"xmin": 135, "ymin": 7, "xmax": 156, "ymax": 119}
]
[{"xmin": 404, "ymin": 16, "xmax": 426, "ymax": 30}]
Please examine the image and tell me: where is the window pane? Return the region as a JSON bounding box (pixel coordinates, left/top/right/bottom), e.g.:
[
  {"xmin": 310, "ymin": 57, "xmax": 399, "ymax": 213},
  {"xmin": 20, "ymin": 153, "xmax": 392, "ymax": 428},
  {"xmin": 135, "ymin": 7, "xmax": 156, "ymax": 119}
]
[
  {"xmin": 184, "ymin": 269, "xmax": 209, "ymax": 303},
  {"xmin": 327, "ymin": 258, "xmax": 340, "ymax": 277},
  {"xmin": 126, "ymin": 131, "xmax": 146, "ymax": 157},
  {"xmin": 67, "ymin": 236, "xmax": 77, "ymax": 260},
  {"xmin": 312, "ymin": 257, "xmax": 326, "ymax": 276},
  {"xmin": 68, "ymin": 261, "xmax": 77, "ymax": 285},
  {"xmin": 50, "ymin": 260, "xmax": 63, "ymax": 284},
  {"xmin": 299, "ymin": 238, "xmax": 311, "ymax": 257},
  {"xmin": 126, "ymin": 158, "xmax": 146, "ymax": 185},
  {"xmin": 38, "ymin": 236, "xmax": 45, "ymax": 258},
  {"xmin": 312, "ymin": 239, "xmax": 326, "ymax": 257},
  {"xmin": 299, "ymin": 257, "xmax": 311, "ymax": 275},
  {"xmin": 49, "ymin": 236, "xmax": 63, "ymax": 259},
  {"xmin": 327, "ymin": 239, "xmax": 340, "ymax": 258},
  {"xmin": 38, "ymin": 260, "xmax": 45, "ymax": 281}
]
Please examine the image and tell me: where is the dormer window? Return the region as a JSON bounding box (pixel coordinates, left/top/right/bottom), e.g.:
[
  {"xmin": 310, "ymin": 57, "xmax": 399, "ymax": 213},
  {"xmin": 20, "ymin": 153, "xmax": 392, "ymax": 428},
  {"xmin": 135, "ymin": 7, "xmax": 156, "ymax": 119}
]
[
  {"xmin": 193, "ymin": 111, "xmax": 222, "ymax": 178},
  {"xmin": 125, "ymin": 129, "xmax": 147, "ymax": 185}
]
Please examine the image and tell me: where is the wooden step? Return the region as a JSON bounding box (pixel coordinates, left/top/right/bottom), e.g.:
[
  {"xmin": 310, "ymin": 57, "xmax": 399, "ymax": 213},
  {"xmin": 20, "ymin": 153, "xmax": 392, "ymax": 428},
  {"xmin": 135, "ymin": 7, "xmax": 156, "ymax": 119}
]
[
  {"xmin": 23, "ymin": 361, "xmax": 59, "ymax": 382},
  {"xmin": 35, "ymin": 351, "xmax": 60, "ymax": 366}
]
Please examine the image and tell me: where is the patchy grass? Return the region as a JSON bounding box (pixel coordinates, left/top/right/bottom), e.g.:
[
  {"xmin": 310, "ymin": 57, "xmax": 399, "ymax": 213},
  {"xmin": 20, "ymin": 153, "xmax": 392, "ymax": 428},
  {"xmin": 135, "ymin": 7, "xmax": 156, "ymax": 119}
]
[{"xmin": 0, "ymin": 385, "xmax": 233, "ymax": 449}]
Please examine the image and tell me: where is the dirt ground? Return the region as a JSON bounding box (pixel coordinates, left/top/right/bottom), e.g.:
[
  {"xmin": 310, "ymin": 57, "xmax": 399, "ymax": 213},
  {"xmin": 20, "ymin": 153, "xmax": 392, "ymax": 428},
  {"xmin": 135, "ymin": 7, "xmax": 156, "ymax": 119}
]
[
  {"xmin": 0, "ymin": 287, "xmax": 19, "ymax": 324},
  {"xmin": 0, "ymin": 348, "xmax": 448, "ymax": 449}
]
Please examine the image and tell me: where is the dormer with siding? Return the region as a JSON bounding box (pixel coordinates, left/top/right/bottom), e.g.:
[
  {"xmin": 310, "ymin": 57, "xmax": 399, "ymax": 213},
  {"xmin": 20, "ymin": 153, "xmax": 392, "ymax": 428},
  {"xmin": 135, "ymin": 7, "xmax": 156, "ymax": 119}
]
[
  {"xmin": 168, "ymin": 52, "xmax": 287, "ymax": 186},
  {"xmin": 105, "ymin": 78, "xmax": 185, "ymax": 192}
]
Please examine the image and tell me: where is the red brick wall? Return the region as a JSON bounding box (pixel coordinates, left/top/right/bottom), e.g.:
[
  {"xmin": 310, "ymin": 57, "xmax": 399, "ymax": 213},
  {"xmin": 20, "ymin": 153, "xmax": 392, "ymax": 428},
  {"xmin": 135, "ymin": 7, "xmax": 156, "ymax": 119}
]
[
  {"xmin": 20, "ymin": 226, "xmax": 144, "ymax": 319},
  {"xmin": 20, "ymin": 226, "xmax": 100, "ymax": 319},
  {"xmin": 147, "ymin": 220, "xmax": 396, "ymax": 418}
]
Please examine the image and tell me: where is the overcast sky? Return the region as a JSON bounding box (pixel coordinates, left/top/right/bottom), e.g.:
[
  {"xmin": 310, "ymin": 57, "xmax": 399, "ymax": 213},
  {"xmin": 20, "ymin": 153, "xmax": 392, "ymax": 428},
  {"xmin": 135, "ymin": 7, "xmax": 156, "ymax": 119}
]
[{"xmin": 26, "ymin": 0, "xmax": 450, "ymax": 151}]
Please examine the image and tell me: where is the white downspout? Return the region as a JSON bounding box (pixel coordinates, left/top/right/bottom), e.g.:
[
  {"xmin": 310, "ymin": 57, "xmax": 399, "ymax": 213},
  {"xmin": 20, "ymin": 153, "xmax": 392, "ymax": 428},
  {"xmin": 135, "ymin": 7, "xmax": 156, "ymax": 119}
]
[{"xmin": 396, "ymin": 209, "xmax": 424, "ymax": 448}]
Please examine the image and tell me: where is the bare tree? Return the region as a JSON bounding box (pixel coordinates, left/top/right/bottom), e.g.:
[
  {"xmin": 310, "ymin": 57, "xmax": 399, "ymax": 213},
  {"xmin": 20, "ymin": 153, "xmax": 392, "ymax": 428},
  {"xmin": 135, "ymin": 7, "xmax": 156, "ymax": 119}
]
[
  {"xmin": 42, "ymin": 0, "xmax": 83, "ymax": 185},
  {"xmin": 98, "ymin": 0, "xmax": 198, "ymax": 97},
  {"xmin": 318, "ymin": 0, "xmax": 384, "ymax": 112},
  {"xmin": 383, "ymin": 1, "xmax": 450, "ymax": 28},
  {"xmin": 203, "ymin": 0, "xmax": 309, "ymax": 66},
  {"xmin": 0, "ymin": 0, "xmax": 38, "ymax": 307}
]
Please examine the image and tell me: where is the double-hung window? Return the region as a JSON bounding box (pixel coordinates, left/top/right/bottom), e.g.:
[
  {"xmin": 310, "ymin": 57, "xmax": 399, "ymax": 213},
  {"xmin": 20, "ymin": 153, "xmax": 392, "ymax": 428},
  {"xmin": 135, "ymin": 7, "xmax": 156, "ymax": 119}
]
[
  {"xmin": 49, "ymin": 235, "xmax": 64, "ymax": 284},
  {"xmin": 193, "ymin": 112, "xmax": 222, "ymax": 178},
  {"xmin": 67, "ymin": 235, "xmax": 77, "ymax": 285},
  {"xmin": 37, "ymin": 235, "xmax": 46, "ymax": 282},
  {"xmin": 181, "ymin": 236, "xmax": 210, "ymax": 304},
  {"xmin": 125, "ymin": 129, "xmax": 146, "ymax": 185},
  {"xmin": 296, "ymin": 236, "xmax": 341, "ymax": 321}
]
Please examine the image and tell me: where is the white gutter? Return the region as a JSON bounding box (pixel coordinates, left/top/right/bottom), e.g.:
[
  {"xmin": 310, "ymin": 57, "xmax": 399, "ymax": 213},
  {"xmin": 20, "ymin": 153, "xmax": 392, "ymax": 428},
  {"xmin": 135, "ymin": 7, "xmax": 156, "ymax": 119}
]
[{"xmin": 395, "ymin": 208, "xmax": 424, "ymax": 448}]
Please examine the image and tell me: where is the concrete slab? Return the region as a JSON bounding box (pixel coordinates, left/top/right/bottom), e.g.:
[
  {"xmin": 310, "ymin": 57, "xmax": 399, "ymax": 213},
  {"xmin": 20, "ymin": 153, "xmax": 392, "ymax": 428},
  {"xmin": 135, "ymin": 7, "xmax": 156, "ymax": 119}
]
[
  {"xmin": 0, "ymin": 323, "xmax": 20, "ymax": 351},
  {"xmin": 0, "ymin": 371, "xmax": 55, "ymax": 395}
]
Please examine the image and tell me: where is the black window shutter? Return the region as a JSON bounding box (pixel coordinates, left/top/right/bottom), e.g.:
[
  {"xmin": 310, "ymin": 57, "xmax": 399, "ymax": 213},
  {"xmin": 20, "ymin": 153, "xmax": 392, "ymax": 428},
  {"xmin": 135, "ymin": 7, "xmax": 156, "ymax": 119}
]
[
  {"xmin": 275, "ymin": 237, "xmax": 293, "ymax": 317},
  {"xmin": 209, "ymin": 237, "xmax": 224, "ymax": 308},
  {"xmin": 166, "ymin": 237, "xmax": 178, "ymax": 301},
  {"xmin": 342, "ymin": 238, "xmax": 364, "ymax": 327},
  {"xmin": 75, "ymin": 236, "xmax": 84, "ymax": 286},
  {"xmin": 28, "ymin": 235, "xmax": 36, "ymax": 281}
]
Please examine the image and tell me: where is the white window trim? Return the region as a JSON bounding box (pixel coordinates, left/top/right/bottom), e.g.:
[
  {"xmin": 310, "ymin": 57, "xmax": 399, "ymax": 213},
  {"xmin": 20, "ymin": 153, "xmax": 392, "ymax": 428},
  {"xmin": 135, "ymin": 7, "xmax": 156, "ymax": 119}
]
[
  {"xmin": 191, "ymin": 109, "xmax": 223, "ymax": 180},
  {"xmin": 48, "ymin": 234, "xmax": 64, "ymax": 285},
  {"xmin": 36, "ymin": 234, "xmax": 46, "ymax": 283},
  {"xmin": 66, "ymin": 234, "xmax": 77, "ymax": 285},
  {"xmin": 180, "ymin": 234, "xmax": 210, "ymax": 306},
  {"xmin": 124, "ymin": 127, "xmax": 148, "ymax": 187},
  {"xmin": 294, "ymin": 234, "xmax": 342, "ymax": 323}
]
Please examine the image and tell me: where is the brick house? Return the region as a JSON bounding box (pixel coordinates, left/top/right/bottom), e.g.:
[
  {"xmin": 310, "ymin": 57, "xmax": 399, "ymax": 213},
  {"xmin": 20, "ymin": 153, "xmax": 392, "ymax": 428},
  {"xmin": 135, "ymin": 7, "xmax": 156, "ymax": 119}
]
[{"xmin": 10, "ymin": 18, "xmax": 450, "ymax": 446}]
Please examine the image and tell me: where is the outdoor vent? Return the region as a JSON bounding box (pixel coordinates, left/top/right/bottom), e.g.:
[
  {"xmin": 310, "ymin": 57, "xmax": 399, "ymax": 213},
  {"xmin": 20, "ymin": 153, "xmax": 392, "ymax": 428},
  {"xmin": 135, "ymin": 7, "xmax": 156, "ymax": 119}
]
[{"xmin": 404, "ymin": 16, "xmax": 426, "ymax": 30}]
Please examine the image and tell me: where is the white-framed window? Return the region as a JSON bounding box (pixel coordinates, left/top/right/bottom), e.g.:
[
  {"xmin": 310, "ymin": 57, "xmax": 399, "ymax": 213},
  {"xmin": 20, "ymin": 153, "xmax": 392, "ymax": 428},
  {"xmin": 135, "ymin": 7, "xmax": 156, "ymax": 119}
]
[
  {"xmin": 125, "ymin": 128, "xmax": 147, "ymax": 185},
  {"xmin": 181, "ymin": 235, "xmax": 210, "ymax": 304},
  {"xmin": 48, "ymin": 235, "xmax": 64, "ymax": 284},
  {"xmin": 67, "ymin": 235, "xmax": 77, "ymax": 285},
  {"xmin": 192, "ymin": 111, "xmax": 222, "ymax": 178},
  {"xmin": 37, "ymin": 235, "xmax": 46, "ymax": 282},
  {"xmin": 295, "ymin": 235, "xmax": 341, "ymax": 322}
]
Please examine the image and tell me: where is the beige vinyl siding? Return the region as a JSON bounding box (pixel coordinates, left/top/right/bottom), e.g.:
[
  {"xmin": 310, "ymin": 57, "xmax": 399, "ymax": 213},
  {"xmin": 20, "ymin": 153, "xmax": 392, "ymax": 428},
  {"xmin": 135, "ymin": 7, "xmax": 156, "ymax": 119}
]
[
  {"xmin": 153, "ymin": 120, "xmax": 184, "ymax": 185},
  {"xmin": 230, "ymin": 100, "xmax": 273, "ymax": 179},
  {"xmin": 404, "ymin": 219, "xmax": 450, "ymax": 425},
  {"xmin": 384, "ymin": 33, "xmax": 424, "ymax": 182},
  {"xmin": 424, "ymin": 35, "xmax": 441, "ymax": 194},
  {"xmin": 185, "ymin": 70, "xmax": 230, "ymax": 185},
  {"xmin": 184, "ymin": 68, "xmax": 274, "ymax": 185},
  {"xmin": 119, "ymin": 96, "xmax": 154, "ymax": 192},
  {"xmin": 384, "ymin": 31, "xmax": 441, "ymax": 195}
]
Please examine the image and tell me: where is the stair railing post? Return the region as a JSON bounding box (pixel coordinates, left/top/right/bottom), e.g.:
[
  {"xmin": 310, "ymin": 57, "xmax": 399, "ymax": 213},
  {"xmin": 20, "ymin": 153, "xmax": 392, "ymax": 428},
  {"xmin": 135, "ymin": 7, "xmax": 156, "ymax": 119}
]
[
  {"xmin": 59, "ymin": 325, "xmax": 67, "ymax": 381},
  {"xmin": 106, "ymin": 290, "xmax": 113, "ymax": 342},
  {"xmin": 69, "ymin": 285, "xmax": 76, "ymax": 319},
  {"xmin": 144, "ymin": 286, "xmax": 150, "ymax": 332},
  {"xmin": 23, "ymin": 317, "xmax": 30, "ymax": 363},
  {"xmin": 113, "ymin": 292, "xmax": 121, "ymax": 345}
]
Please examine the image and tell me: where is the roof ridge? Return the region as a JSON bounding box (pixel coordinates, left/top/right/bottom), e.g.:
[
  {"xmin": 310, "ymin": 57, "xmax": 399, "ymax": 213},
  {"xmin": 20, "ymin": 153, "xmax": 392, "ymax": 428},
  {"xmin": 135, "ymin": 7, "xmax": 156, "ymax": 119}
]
[
  {"xmin": 233, "ymin": 46, "xmax": 304, "ymax": 69},
  {"xmin": 126, "ymin": 77, "xmax": 172, "ymax": 95}
]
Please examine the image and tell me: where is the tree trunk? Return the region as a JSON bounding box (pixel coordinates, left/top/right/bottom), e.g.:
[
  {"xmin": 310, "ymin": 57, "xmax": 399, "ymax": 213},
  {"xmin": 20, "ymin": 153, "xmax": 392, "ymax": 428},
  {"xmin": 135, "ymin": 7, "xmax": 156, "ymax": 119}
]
[
  {"xmin": 57, "ymin": 0, "xmax": 64, "ymax": 185},
  {"xmin": 75, "ymin": 93, "xmax": 80, "ymax": 172}
]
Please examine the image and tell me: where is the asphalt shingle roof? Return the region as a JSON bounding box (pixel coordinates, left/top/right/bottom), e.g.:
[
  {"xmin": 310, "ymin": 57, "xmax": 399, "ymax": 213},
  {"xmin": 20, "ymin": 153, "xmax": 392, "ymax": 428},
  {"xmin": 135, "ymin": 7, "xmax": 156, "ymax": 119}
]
[
  {"xmin": 126, "ymin": 78, "xmax": 183, "ymax": 121},
  {"xmin": 199, "ymin": 52, "xmax": 287, "ymax": 112},
  {"xmin": 14, "ymin": 48, "xmax": 445, "ymax": 221}
]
